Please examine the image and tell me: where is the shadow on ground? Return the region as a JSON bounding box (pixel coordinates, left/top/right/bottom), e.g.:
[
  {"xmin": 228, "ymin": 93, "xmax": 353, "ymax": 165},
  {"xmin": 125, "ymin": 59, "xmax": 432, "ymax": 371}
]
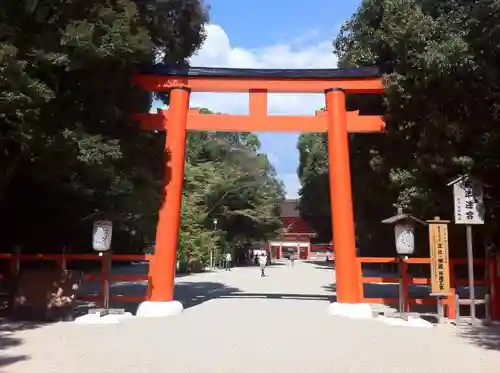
[
  {"xmin": 268, "ymin": 261, "xmax": 288, "ymax": 266},
  {"xmin": 174, "ymin": 281, "xmax": 240, "ymax": 308},
  {"xmin": 78, "ymin": 280, "xmax": 242, "ymax": 314},
  {"xmin": 459, "ymin": 323, "xmax": 500, "ymax": 351},
  {"xmin": 306, "ymin": 260, "xmax": 334, "ymax": 269},
  {"xmin": 77, "ymin": 260, "xmax": 338, "ymax": 314},
  {"xmin": 311, "ymin": 260, "xmax": 489, "ymax": 317},
  {"xmin": 220, "ymin": 292, "xmax": 334, "ymax": 302},
  {"xmin": 322, "ymin": 278, "xmax": 456, "ymax": 314},
  {"xmin": 0, "ymin": 274, "xmax": 242, "ymax": 370},
  {"xmin": 0, "ymin": 320, "xmax": 43, "ymax": 369}
]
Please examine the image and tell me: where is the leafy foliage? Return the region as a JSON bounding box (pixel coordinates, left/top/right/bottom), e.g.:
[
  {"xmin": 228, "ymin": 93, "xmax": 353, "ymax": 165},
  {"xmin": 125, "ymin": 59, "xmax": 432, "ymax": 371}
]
[
  {"xmin": 179, "ymin": 111, "xmax": 285, "ymax": 270},
  {"xmin": 0, "ymin": 1, "xmax": 284, "ymax": 267},
  {"xmin": 298, "ymin": 0, "xmax": 500, "ymax": 256},
  {"xmin": 0, "ymin": 0, "xmax": 208, "ymax": 253}
]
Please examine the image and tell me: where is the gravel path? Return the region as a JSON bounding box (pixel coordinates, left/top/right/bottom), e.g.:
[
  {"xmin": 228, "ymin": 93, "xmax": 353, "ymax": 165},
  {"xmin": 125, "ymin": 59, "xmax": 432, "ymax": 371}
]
[{"xmin": 2, "ymin": 260, "xmax": 500, "ymax": 373}]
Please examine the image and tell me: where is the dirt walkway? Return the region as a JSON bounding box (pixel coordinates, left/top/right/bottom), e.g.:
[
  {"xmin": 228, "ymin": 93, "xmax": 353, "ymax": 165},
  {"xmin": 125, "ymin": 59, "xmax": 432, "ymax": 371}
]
[{"xmin": 2, "ymin": 261, "xmax": 500, "ymax": 373}]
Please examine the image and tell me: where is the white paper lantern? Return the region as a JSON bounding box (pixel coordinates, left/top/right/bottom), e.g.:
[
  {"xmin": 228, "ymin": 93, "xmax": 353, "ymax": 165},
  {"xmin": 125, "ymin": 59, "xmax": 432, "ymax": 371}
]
[
  {"xmin": 394, "ymin": 223, "xmax": 415, "ymax": 255},
  {"xmin": 93, "ymin": 220, "xmax": 113, "ymax": 252}
]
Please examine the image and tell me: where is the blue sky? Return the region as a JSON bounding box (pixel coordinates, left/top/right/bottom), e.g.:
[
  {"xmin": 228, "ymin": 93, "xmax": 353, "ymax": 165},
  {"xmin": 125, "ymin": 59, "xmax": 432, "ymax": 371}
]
[
  {"xmin": 155, "ymin": 0, "xmax": 361, "ymax": 197},
  {"xmin": 206, "ymin": 1, "xmax": 358, "ymax": 47}
]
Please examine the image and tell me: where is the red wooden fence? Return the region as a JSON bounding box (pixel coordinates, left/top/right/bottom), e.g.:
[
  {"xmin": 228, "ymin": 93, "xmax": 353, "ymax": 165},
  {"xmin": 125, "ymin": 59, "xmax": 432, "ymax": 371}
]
[
  {"xmin": 2, "ymin": 253, "xmax": 499, "ymax": 320},
  {"xmin": 0, "ymin": 253, "xmax": 151, "ymax": 306},
  {"xmin": 358, "ymin": 256, "xmax": 500, "ymax": 319}
]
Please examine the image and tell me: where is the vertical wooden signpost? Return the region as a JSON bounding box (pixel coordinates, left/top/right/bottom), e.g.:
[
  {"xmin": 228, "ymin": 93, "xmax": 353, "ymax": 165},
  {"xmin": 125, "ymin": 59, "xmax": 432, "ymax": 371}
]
[
  {"xmin": 448, "ymin": 175, "xmax": 485, "ymax": 325},
  {"xmin": 427, "ymin": 217, "xmax": 451, "ymax": 323}
]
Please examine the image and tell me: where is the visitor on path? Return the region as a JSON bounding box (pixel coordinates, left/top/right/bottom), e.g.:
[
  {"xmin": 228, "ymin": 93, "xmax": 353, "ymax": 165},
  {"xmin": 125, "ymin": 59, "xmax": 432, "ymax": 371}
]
[
  {"xmin": 290, "ymin": 253, "xmax": 296, "ymax": 267},
  {"xmin": 258, "ymin": 253, "xmax": 267, "ymax": 277},
  {"xmin": 225, "ymin": 252, "xmax": 232, "ymax": 271}
]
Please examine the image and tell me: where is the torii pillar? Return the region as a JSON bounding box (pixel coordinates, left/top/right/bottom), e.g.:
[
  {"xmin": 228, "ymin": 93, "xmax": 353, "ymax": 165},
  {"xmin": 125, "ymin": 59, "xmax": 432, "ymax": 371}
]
[
  {"xmin": 133, "ymin": 66, "xmax": 385, "ymax": 318},
  {"xmin": 325, "ymin": 88, "xmax": 365, "ymax": 316}
]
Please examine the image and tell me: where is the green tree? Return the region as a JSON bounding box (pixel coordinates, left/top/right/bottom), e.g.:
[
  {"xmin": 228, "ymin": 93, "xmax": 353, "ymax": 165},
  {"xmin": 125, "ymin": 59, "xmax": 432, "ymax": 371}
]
[
  {"xmin": 178, "ymin": 110, "xmax": 285, "ymax": 270},
  {"xmin": 0, "ymin": 0, "xmax": 207, "ymax": 253},
  {"xmin": 297, "ymin": 133, "xmax": 331, "ymax": 241},
  {"xmin": 299, "ymin": 0, "xmax": 500, "ymax": 256}
]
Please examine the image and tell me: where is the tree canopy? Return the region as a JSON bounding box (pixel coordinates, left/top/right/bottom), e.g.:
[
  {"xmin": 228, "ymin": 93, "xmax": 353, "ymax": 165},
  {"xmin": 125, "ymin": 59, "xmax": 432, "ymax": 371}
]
[
  {"xmin": 179, "ymin": 120, "xmax": 285, "ymax": 270},
  {"xmin": 0, "ymin": 0, "xmax": 284, "ymax": 265},
  {"xmin": 298, "ymin": 0, "xmax": 500, "ymax": 257}
]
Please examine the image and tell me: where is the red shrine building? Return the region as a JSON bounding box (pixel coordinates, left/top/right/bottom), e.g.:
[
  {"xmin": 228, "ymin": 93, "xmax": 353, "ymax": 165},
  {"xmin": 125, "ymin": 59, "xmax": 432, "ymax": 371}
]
[{"xmin": 266, "ymin": 199, "xmax": 332, "ymax": 260}]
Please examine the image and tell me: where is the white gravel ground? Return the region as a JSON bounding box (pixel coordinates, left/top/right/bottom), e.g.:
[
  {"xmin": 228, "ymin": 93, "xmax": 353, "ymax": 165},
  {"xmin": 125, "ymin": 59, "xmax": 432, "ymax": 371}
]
[{"xmin": 2, "ymin": 260, "xmax": 500, "ymax": 373}]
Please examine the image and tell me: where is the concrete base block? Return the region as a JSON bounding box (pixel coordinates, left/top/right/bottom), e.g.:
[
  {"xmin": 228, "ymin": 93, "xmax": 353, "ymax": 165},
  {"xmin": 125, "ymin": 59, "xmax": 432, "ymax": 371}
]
[
  {"xmin": 380, "ymin": 314, "xmax": 434, "ymax": 328},
  {"xmin": 74, "ymin": 312, "xmax": 133, "ymax": 325},
  {"xmin": 327, "ymin": 302, "xmax": 374, "ymax": 320},
  {"xmin": 136, "ymin": 301, "xmax": 184, "ymax": 318}
]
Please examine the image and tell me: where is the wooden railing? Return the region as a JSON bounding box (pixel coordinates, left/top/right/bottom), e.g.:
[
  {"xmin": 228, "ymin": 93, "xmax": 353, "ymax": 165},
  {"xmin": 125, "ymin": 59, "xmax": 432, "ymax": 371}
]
[
  {"xmin": 0, "ymin": 253, "xmax": 152, "ymax": 305},
  {"xmin": 358, "ymin": 257, "xmax": 497, "ymax": 319},
  {"xmin": 2, "ymin": 253, "xmax": 498, "ymax": 319}
]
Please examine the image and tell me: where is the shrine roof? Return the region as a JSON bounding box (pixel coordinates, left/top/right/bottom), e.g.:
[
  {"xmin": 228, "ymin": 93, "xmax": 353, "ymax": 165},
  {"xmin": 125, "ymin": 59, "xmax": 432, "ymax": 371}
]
[
  {"xmin": 281, "ymin": 199, "xmax": 300, "ymax": 218},
  {"xmin": 139, "ymin": 65, "xmax": 382, "ymax": 80}
]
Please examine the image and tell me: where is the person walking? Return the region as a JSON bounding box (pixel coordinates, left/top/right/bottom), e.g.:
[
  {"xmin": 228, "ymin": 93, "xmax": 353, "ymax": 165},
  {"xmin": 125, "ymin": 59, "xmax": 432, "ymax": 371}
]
[
  {"xmin": 258, "ymin": 253, "xmax": 267, "ymax": 277},
  {"xmin": 225, "ymin": 252, "xmax": 232, "ymax": 271}
]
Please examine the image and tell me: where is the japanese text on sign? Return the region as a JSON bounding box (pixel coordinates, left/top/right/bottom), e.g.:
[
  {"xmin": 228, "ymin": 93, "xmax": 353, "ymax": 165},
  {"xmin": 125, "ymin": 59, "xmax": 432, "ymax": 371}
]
[
  {"xmin": 453, "ymin": 178, "xmax": 484, "ymax": 225},
  {"xmin": 429, "ymin": 223, "xmax": 450, "ymax": 294}
]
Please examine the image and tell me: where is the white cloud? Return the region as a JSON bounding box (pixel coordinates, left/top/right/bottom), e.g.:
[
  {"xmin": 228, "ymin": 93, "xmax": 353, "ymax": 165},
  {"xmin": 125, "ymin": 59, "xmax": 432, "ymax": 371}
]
[
  {"xmin": 180, "ymin": 24, "xmax": 338, "ymax": 198},
  {"xmin": 188, "ymin": 24, "xmax": 338, "ymax": 115},
  {"xmin": 280, "ymin": 173, "xmax": 301, "ymax": 199},
  {"xmin": 265, "ymin": 151, "xmax": 280, "ymax": 167}
]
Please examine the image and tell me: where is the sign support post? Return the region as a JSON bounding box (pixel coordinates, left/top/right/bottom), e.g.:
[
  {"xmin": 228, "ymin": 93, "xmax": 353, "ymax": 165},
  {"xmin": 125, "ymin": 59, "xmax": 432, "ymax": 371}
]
[
  {"xmin": 91, "ymin": 219, "xmax": 125, "ymax": 317},
  {"xmin": 466, "ymin": 225, "xmax": 476, "ymax": 323},
  {"xmin": 382, "ymin": 208, "xmax": 425, "ymax": 319},
  {"xmin": 448, "ymin": 175, "xmax": 485, "ymax": 326},
  {"xmin": 427, "ymin": 217, "xmax": 451, "ymax": 324}
]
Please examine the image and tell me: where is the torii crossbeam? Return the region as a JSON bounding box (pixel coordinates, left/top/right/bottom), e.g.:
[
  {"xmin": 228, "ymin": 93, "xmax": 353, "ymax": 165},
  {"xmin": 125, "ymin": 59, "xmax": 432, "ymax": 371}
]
[
  {"xmin": 134, "ymin": 108, "xmax": 384, "ymax": 133},
  {"xmin": 132, "ymin": 66, "xmax": 385, "ymax": 317}
]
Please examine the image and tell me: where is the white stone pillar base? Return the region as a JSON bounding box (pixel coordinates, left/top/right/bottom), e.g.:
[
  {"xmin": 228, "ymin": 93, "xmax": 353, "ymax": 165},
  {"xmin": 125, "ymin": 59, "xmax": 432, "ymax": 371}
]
[
  {"xmin": 136, "ymin": 300, "xmax": 184, "ymax": 318},
  {"xmin": 327, "ymin": 302, "xmax": 373, "ymax": 319},
  {"xmin": 74, "ymin": 312, "xmax": 134, "ymax": 325}
]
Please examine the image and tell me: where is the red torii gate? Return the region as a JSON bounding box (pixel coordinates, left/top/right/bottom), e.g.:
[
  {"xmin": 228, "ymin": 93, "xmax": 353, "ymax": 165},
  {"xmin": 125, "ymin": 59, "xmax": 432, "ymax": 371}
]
[{"xmin": 133, "ymin": 66, "xmax": 384, "ymax": 317}]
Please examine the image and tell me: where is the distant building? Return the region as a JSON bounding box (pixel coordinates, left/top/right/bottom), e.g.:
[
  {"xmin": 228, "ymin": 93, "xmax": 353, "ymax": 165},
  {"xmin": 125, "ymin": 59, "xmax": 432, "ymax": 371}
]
[{"xmin": 265, "ymin": 199, "xmax": 332, "ymax": 260}]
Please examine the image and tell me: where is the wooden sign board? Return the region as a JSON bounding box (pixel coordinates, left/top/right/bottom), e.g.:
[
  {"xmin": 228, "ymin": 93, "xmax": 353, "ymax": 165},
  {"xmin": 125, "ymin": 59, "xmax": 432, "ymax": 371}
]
[
  {"xmin": 451, "ymin": 177, "xmax": 485, "ymax": 225},
  {"xmin": 428, "ymin": 222, "xmax": 451, "ymax": 294}
]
